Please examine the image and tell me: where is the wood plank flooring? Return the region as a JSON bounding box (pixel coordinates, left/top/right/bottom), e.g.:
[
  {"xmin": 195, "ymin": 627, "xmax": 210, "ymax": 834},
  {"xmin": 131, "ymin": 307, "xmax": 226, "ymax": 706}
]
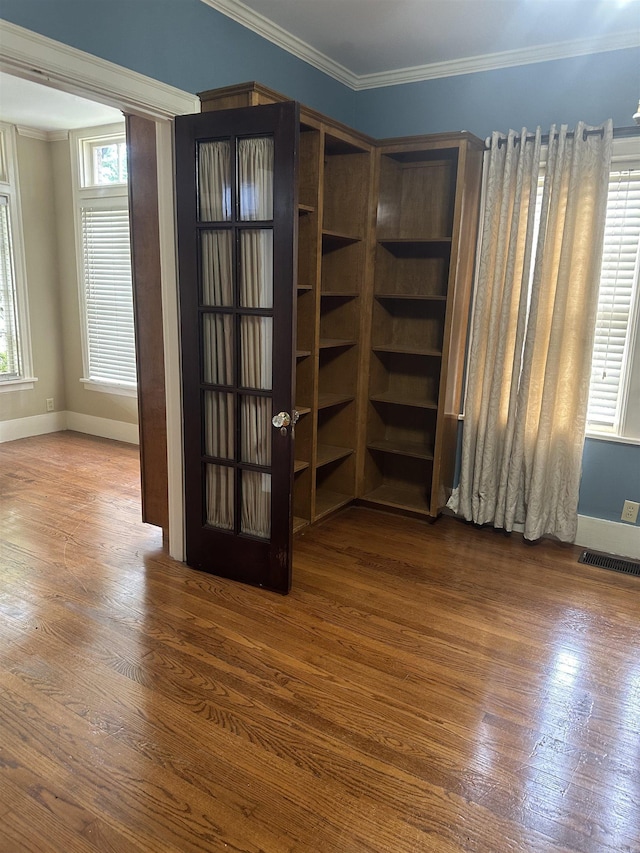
[{"xmin": 1, "ymin": 431, "xmax": 638, "ymax": 852}]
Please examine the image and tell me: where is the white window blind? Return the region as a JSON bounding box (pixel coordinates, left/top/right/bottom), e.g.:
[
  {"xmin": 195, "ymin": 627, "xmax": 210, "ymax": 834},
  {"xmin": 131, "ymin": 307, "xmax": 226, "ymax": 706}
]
[
  {"xmin": 0, "ymin": 195, "xmax": 20, "ymax": 379},
  {"xmin": 81, "ymin": 204, "xmax": 137, "ymax": 386},
  {"xmin": 587, "ymin": 168, "xmax": 640, "ymax": 431}
]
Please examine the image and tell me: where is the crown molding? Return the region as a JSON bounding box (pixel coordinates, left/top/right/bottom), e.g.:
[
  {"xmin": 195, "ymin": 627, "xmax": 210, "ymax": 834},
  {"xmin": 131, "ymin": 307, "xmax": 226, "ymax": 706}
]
[
  {"xmin": 355, "ymin": 30, "xmax": 640, "ymax": 89},
  {"xmin": 47, "ymin": 129, "xmax": 70, "ymax": 142},
  {"xmin": 200, "ymin": 0, "xmax": 639, "ymax": 91},
  {"xmin": 0, "ymin": 20, "xmax": 200, "ymax": 119},
  {"xmin": 16, "ymin": 125, "xmax": 48, "ymax": 140},
  {"xmin": 14, "ymin": 125, "xmax": 68, "ymax": 141},
  {"xmin": 199, "ymin": 0, "xmax": 359, "ymax": 88}
]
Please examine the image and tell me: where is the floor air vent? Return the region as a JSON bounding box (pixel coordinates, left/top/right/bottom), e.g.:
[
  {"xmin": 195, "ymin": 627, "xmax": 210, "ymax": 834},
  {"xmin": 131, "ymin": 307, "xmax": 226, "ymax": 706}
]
[{"xmin": 578, "ymin": 550, "xmax": 640, "ymax": 577}]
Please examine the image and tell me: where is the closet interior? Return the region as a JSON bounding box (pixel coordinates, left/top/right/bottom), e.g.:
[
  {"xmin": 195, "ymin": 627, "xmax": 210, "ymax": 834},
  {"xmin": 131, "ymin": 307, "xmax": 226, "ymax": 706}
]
[{"xmin": 197, "ymin": 82, "xmax": 484, "ymax": 533}]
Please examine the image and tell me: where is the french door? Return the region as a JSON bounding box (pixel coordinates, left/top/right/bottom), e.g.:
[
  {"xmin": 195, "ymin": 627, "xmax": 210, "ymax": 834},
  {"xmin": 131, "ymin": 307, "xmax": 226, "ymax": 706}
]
[{"xmin": 175, "ymin": 102, "xmax": 299, "ymax": 593}]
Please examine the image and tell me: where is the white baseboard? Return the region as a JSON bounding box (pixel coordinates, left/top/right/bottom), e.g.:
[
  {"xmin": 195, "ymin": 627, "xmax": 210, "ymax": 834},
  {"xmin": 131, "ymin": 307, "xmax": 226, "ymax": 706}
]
[
  {"xmin": 65, "ymin": 412, "xmax": 139, "ymax": 445},
  {"xmin": 0, "ymin": 411, "xmax": 139, "ymax": 445},
  {"xmin": 576, "ymin": 514, "xmax": 640, "ymax": 560},
  {"xmin": 0, "ymin": 411, "xmax": 67, "ymax": 442}
]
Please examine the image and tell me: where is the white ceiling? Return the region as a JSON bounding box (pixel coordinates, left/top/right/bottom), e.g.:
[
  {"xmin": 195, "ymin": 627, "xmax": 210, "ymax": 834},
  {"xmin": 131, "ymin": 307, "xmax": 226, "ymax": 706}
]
[
  {"xmin": 205, "ymin": 0, "xmax": 640, "ymax": 86},
  {"xmin": 0, "ymin": 73, "xmax": 122, "ymax": 132}
]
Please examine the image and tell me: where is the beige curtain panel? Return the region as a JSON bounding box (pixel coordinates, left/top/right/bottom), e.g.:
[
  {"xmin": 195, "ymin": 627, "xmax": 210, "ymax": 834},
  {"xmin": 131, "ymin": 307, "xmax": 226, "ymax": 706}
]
[{"xmin": 451, "ymin": 121, "xmax": 613, "ymax": 542}]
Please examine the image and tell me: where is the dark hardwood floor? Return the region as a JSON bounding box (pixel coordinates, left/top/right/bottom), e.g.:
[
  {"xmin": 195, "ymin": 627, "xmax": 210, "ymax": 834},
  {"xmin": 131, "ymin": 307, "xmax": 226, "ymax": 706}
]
[{"xmin": 1, "ymin": 431, "xmax": 638, "ymax": 852}]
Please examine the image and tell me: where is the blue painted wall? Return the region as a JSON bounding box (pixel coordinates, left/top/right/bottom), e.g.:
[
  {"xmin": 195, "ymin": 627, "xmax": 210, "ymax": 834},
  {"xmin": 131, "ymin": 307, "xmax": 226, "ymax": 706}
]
[
  {"xmin": 580, "ymin": 439, "xmax": 640, "ymax": 526},
  {"xmin": 0, "ymin": 0, "xmax": 358, "ymax": 125},
  {"xmin": 1, "ymin": 1, "xmax": 638, "ymax": 524},
  {"xmin": 354, "ymin": 48, "xmax": 640, "ymax": 139}
]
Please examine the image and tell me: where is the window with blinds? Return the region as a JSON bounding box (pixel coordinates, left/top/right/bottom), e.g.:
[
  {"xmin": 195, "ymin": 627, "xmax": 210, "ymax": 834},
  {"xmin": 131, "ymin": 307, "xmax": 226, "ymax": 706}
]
[
  {"xmin": 587, "ymin": 167, "xmax": 640, "ymax": 434},
  {"xmin": 0, "ymin": 194, "xmax": 20, "ymax": 378},
  {"xmin": 80, "ymin": 202, "xmax": 136, "ymax": 387},
  {"xmin": 72, "ymin": 124, "xmax": 135, "ymax": 395}
]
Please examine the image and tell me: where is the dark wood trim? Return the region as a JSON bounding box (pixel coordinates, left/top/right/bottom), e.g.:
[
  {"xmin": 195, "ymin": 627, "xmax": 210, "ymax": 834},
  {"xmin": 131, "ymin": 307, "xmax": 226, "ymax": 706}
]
[{"xmin": 126, "ymin": 114, "xmax": 169, "ymax": 532}]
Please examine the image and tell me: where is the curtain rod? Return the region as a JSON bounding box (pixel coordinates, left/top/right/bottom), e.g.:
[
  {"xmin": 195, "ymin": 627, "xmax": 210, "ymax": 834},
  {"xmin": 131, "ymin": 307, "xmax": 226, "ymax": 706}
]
[{"xmin": 490, "ymin": 125, "xmax": 640, "ymax": 149}]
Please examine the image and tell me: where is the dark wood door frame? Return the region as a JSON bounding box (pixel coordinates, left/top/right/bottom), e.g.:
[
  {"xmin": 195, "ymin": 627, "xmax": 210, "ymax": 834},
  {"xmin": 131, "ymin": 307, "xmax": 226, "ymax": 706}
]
[{"xmin": 126, "ymin": 114, "xmax": 169, "ymax": 533}]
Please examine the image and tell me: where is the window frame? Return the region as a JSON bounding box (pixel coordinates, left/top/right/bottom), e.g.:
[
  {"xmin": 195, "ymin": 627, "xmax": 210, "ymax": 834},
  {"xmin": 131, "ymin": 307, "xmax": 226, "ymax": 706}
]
[
  {"xmin": 70, "ymin": 122, "xmax": 137, "ymax": 398},
  {"xmin": 586, "ymin": 137, "xmax": 640, "ymax": 445},
  {"xmin": 80, "ymin": 130, "xmax": 128, "ymax": 189},
  {"xmin": 0, "ymin": 122, "xmax": 36, "ymax": 393}
]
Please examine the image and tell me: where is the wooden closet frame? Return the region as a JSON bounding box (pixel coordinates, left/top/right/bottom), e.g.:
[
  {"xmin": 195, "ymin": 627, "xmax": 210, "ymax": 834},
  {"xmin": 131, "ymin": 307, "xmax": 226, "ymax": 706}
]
[{"xmin": 198, "ymin": 82, "xmax": 484, "ymax": 530}]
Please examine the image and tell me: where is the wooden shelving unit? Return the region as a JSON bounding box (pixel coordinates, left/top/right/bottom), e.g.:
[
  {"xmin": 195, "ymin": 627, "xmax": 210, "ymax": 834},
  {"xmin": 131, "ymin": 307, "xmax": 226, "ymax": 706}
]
[
  {"xmin": 198, "ymin": 83, "xmax": 483, "ymax": 532},
  {"xmin": 361, "ymin": 139, "xmax": 483, "ymax": 517},
  {"xmin": 311, "ymin": 129, "xmax": 373, "ymax": 523}
]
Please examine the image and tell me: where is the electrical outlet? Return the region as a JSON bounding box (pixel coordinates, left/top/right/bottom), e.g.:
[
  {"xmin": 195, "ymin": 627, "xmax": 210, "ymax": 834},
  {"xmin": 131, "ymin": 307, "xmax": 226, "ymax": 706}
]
[
  {"xmin": 621, "ymin": 500, "xmax": 639, "ymax": 524},
  {"xmin": 46, "ymin": 398, "xmax": 54, "ymax": 412}
]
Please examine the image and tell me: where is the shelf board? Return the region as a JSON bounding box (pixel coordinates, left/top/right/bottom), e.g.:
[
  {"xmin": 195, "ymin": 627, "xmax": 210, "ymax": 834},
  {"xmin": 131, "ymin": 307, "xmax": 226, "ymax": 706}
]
[
  {"xmin": 297, "ymin": 284, "xmax": 313, "ymax": 292},
  {"xmin": 317, "ymin": 392, "xmax": 354, "ymax": 410},
  {"xmin": 293, "ymin": 516, "xmax": 309, "ymax": 534},
  {"xmin": 314, "ymin": 488, "xmax": 353, "ymax": 521},
  {"xmin": 374, "ymin": 293, "xmax": 447, "ymax": 302},
  {"xmin": 369, "ymin": 393, "xmax": 438, "ymax": 410},
  {"xmin": 296, "ymin": 349, "xmax": 311, "ymax": 359},
  {"xmin": 319, "ymin": 337, "xmax": 356, "ymax": 350},
  {"xmin": 295, "ymin": 405, "xmax": 311, "ymax": 415},
  {"xmin": 361, "ymin": 483, "xmax": 431, "ymax": 515},
  {"xmin": 322, "ymin": 230, "xmax": 362, "ymax": 252},
  {"xmin": 377, "ymin": 238, "xmax": 451, "ymax": 258},
  {"xmin": 298, "ymin": 203, "xmax": 315, "ymax": 215},
  {"xmin": 372, "ymin": 344, "xmax": 442, "ymax": 357},
  {"xmin": 316, "ymin": 444, "xmax": 354, "ymax": 468},
  {"xmin": 321, "ymin": 290, "xmax": 359, "ymax": 299},
  {"xmin": 294, "ymin": 459, "xmax": 310, "ymax": 473},
  {"xmin": 367, "ymin": 439, "xmax": 434, "ymax": 461}
]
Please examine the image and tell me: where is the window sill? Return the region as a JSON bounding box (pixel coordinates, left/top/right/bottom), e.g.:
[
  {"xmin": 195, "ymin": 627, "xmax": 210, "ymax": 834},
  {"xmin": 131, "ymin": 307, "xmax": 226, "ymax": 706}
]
[
  {"xmin": 0, "ymin": 376, "xmax": 38, "ymax": 392},
  {"xmin": 585, "ymin": 430, "xmax": 640, "ymax": 447},
  {"xmin": 80, "ymin": 378, "xmax": 137, "ymax": 398}
]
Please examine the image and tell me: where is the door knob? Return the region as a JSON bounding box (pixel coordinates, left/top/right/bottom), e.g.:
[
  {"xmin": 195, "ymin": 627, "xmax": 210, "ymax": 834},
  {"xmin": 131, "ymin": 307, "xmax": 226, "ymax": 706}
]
[{"xmin": 272, "ymin": 411, "xmax": 292, "ymax": 429}]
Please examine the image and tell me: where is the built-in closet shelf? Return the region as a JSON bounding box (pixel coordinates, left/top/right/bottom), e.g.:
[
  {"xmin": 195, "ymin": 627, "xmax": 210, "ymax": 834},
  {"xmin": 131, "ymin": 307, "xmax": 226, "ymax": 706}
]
[
  {"xmin": 374, "ymin": 293, "xmax": 447, "ymax": 303},
  {"xmin": 377, "ymin": 238, "xmax": 451, "ymax": 258},
  {"xmin": 198, "ymin": 83, "xmax": 484, "ymax": 537},
  {"xmin": 319, "ymin": 338, "xmax": 357, "ymax": 350},
  {"xmin": 367, "ymin": 439, "xmax": 434, "ymax": 461},
  {"xmin": 314, "ymin": 488, "xmax": 353, "ymax": 521},
  {"xmin": 322, "ymin": 230, "xmax": 362, "ymax": 252},
  {"xmin": 369, "ymin": 393, "xmax": 438, "ymax": 410},
  {"xmin": 293, "ymin": 516, "xmax": 309, "ymax": 534},
  {"xmin": 316, "ymin": 444, "xmax": 354, "ymax": 468},
  {"xmin": 372, "ymin": 344, "xmax": 442, "ymax": 358},
  {"xmin": 361, "ymin": 484, "xmax": 431, "ymax": 515},
  {"xmin": 317, "ymin": 392, "xmax": 354, "ymax": 410}
]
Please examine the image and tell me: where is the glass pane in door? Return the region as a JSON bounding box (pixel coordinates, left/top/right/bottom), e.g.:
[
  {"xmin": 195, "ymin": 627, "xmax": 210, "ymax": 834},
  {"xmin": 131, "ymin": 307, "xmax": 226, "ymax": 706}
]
[
  {"xmin": 203, "ymin": 313, "xmax": 234, "ymax": 385},
  {"xmin": 240, "ymin": 395, "xmax": 271, "ymax": 465},
  {"xmin": 238, "ymin": 137, "xmax": 274, "ymax": 221},
  {"xmin": 240, "ymin": 230, "xmax": 273, "ymax": 308},
  {"xmin": 198, "ymin": 140, "xmax": 231, "ymax": 221},
  {"xmin": 205, "ymin": 463, "xmax": 234, "ymax": 530},
  {"xmin": 241, "ymin": 471, "xmax": 271, "ymax": 538},
  {"xmin": 201, "ymin": 230, "xmax": 233, "ymax": 306},
  {"xmin": 204, "ymin": 391, "xmax": 234, "ymax": 459},
  {"xmin": 240, "ymin": 316, "xmax": 272, "ymax": 390}
]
